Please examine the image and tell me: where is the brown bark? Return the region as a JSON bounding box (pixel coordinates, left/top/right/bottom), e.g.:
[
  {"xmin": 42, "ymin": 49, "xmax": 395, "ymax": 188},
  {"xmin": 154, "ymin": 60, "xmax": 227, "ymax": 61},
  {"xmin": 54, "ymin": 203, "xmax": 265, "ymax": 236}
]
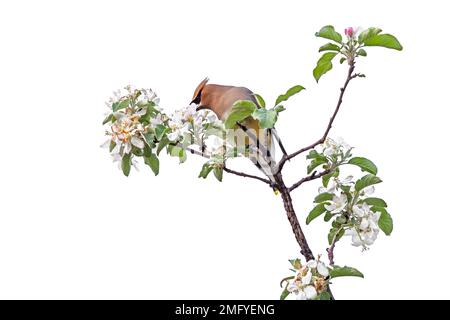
[{"xmin": 275, "ymin": 173, "xmax": 314, "ymax": 261}]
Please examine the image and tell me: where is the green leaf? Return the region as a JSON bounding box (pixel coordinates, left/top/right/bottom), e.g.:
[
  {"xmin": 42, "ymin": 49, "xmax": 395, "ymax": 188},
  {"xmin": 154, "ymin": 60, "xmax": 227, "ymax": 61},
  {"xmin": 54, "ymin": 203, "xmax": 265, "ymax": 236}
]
[
  {"xmin": 357, "ymin": 49, "xmax": 367, "ymax": 56},
  {"xmin": 363, "ymin": 197, "xmax": 387, "ymax": 208},
  {"xmin": 307, "ymin": 150, "xmax": 320, "ymax": 160},
  {"xmin": 314, "ymin": 192, "xmax": 334, "ymax": 203},
  {"xmin": 280, "ymin": 287, "xmax": 290, "ymax": 300},
  {"xmin": 315, "ymin": 25, "xmax": 342, "ymax": 43},
  {"xmin": 253, "ymin": 94, "xmax": 266, "ymax": 108},
  {"xmin": 112, "ymin": 98, "xmax": 130, "ymax": 112},
  {"xmin": 198, "ymin": 163, "xmax": 213, "ymax": 179},
  {"xmin": 331, "ymin": 220, "xmax": 341, "ymax": 228},
  {"xmin": 324, "ymin": 212, "xmax": 333, "ymax": 222},
  {"xmin": 319, "ymin": 292, "xmax": 331, "ymax": 300},
  {"xmin": 322, "ymin": 168, "xmax": 339, "ymax": 187},
  {"xmin": 289, "ymin": 259, "xmax": 302, "ymax": 270},
  {"xmin": 224, "ymin": 100, "xmax": 257, "ymax": 129},
  {"xmin": 328, "ymin": 227, "xmax": 344, "ymax": 245},
  {"xmin": 131, "ymin": 146, "xmax": 144, "ymax": 156},
  {"xmin": 363, "ymin": 34, "xmax": 403, "ymax": 51},
  {"xmin": 355, "ymin": 174, "xmax": 382, "ymax": 192},
  {"xmin": 109, "ymin": 140, "xmax": 116, "ymax": 152},
  {"xmin": 121, "ymin": 153, "xmax": 131, "ymax": 177},
  {"xmin": 156, "ymin": 136, "xmax": 169, "ymax": 155},
  {"xmin": 168, "ymin": 145, "xmax": 186, "ymax": 163},
  {"xmin": 376, "ymin": 208, "xmax": 393, "ymax": 235},
  {"xmin": 144, "ymin": 153, "xmax": 159, "ymax": 176},
  {"xmin": 274, "ymin": 105, "xmax": 285, "ymax": 113},
  {"xmin": 319, "ymin": 43, "xmax": 341, "ymax": 52},
  {"xmin": 358, "ymin": 27, "xmax": 382, "ymax": 43},
  {"xmin": 169, "ymin": 145, "xmax": 182, "ymax": 157},
  {"xmin": 336, "ymin": 215, "xmax": 347, "ymax": 224},
  {"xmin": 102, "ymin": 114, "xmax": 114, "ymax": 125},
  {"xmin": 179, "ymin": 148, "xmax": 187, "ymax": 163},
  {"xmin": 143, "ymin": 133, "xmax": 155, "ymax": 148},
  {"xmin": 155, "ymin": 124, "xmax": 168, "ymax": 141},
  {"xmin": 307, "ymin": 158, "xmax": 328, "ymax": 174},
  {"xmin": 339, "ymin": 57, "xmax": 346, "ymax": 64},
  {"xmin": 252, "ymin": 109, "xmax": 278, "ymax": 129},
  {"xmin": 329, "ymin": 266, "xmax": 364, "ymax": 279},
  {"xmin": 213, "ymin": 167, "xmax": 223, "ymax": 182},
  {"xmin": 143, "ymin": 143, "xmax": 152, "ymax": 157},
  {"xmin": 275, "ymin": 85, "xmax": 305, "ymax": 106},
  {"xmin": 313, "ymin": 52, "xmax": 337, "ymax": 83},
  {"xmin": 348, "ymin": 157, "xmax": 378, "ymax": 175},
  {"xmin": 306, "ymin": 203, "xmax": 327, "ymax": 225},
  {"xmin": 138, "ymin": 105, "xmax": 154, "ymax": 124}
]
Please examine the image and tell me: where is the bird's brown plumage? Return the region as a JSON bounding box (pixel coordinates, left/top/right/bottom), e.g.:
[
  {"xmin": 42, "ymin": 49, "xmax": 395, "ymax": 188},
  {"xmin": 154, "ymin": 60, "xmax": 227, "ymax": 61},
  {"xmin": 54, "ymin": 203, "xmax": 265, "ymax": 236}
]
[
  {"xmin": 191, "ymin": 78, "xmax": 275, "ymax": 180},
  {"xmin": 191, "ymin": 78, "xmax": 263, "ymax": 134}
]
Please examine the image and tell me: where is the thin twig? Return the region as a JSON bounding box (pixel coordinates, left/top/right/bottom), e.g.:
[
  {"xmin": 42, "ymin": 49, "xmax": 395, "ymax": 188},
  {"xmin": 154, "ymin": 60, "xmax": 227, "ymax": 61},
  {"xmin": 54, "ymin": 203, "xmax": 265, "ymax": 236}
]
[
  {"xmin": 185, "ymin": 146, "xmax": 209, "ymax": 158},
  {"xmin": 288, "ymin": 169, "xmax": 331, "ymax": 192},
  {"xmin": 223, "ymin": 166, "xmax": 272, "ymax": 185},
  {"xmin": 183, "ymin": 144, "xmax": 272, "ymax": 186},
  {"xmin": 327, "ymin": 235, "xmax": 339, "ymax": 266},
  {"xmin": 276, "ymin": 63, "xmax": 356, "ymax": 174}
]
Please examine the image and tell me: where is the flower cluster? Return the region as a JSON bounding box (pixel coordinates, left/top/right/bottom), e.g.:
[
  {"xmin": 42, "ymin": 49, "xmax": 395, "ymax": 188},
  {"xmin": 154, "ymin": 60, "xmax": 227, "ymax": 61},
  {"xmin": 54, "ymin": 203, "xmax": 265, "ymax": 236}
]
[
  {"xmin": 347, "ymin": 202, "xmax": 381, "ymax": 247},
  {"xmin": 281, "ymin": 257, "xmax": 330, "ymax": 300},
  {"xmin": 321, "ymin": 137, "xmax": 353, "ymax": 166},
  {"xmin": 102, "ymin": 86, "xmax": 164, "ymax": 172},
  {"xmin": 318, "ymin": 175, "xmax": 382, "ymax": 248},
  {"xmin": 306, "ymin": 137, "xmax": 352, "ymax": 176},
  {"xmin": 166, "ymin": 103, "xmax": 229, "ymax": 157},
  {"xmin": 306, "ymin": 137, "xmax": 393, "ymax": 251},
  {"xmin": 102, "ymin": 86, "xmax": 239, "ymax": 178}
]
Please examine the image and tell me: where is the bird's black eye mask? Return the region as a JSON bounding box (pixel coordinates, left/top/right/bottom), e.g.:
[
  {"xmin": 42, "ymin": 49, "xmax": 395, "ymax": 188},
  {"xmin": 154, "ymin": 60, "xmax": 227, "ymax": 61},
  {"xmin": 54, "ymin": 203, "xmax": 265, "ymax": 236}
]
[{"xmin": 190, "ymin": 93, "xmax": 201, "ymax": 105}]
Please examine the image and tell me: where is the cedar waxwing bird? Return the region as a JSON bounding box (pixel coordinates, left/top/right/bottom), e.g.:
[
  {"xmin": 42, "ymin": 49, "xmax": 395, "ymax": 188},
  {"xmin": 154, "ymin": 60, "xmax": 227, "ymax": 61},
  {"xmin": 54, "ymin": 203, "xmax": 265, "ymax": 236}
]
[{"xmin": 191, "ymin": 78, "xmax": 286, "ymax": 182}]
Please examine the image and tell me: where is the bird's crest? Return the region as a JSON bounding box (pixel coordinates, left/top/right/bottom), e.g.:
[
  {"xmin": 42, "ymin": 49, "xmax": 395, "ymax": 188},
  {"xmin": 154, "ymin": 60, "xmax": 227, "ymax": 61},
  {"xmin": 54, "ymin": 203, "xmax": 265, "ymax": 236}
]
[{"xmin": 191, "ymin": 77, "xmax": 209, "ymax": 104}]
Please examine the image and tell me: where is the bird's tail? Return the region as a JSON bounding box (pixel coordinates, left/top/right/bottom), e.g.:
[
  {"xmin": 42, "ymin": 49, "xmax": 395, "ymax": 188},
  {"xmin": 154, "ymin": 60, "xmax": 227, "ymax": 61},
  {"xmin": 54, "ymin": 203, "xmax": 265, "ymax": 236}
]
[{"xmin": 241, "ymin": 126, "xmax": 277, "ymax": 185}]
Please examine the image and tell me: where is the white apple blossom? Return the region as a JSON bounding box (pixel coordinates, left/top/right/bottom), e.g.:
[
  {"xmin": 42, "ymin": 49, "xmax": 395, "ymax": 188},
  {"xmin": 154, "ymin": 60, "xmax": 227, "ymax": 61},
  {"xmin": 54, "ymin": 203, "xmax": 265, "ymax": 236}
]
[
  {"xmin": 322, "ymin": 137, "xmax": 351, "ymax": 157},
  {"xmin": 347, "ymin": 203, "xmax": 381, "ymax": 248},
  {"xmin": 111, "ymin": 151, "xmax": 139, "ymax": 171},
  {"xmin": 303, "ymin": 286, "xmax": 318, "ymax": 299},
  {"xmin": 283, "ymin": 256, "xmax": 330, "ymax": 300},
  {"xmin": 318, "ymin": 179, "xmax": 337, "ymax": 194},
  {"xmin": 150, "ymin": 113, "xmax": 164, "ymax": 127},
  {"xmin": 295, "ymin": 291, "xmax": 307, "ymax": 300},
  {"xmin": 325, "ymin": 192, "xmax": 348, "ymax": 213},
  {"xmin": 167, "ymin": 120, "xmax": 190, "ymax": 142},
  {"xmin": 360, "ymin": 185, "xmax": 375, "ymax": 197},
  {"xmin": 163, "ymin": 103, "xmax": 236, "ymax": 160},
  {"xmin": 340, "ymin": 175, "xmax": 354, "ymax": 186},
  {"xmin": 104, "ymin": 109, "xmax": 147, "ymax": 159},
  {"xmin": 136, "ymin": 88, "xmax": 160, "ymax": 106},
  {"xmin": 102, "ymin": 87, "xmax": 169, "ymax": 176},
  {"xmin": 352, "ymin": 203, "xmax": 371, "ymax": 218}
]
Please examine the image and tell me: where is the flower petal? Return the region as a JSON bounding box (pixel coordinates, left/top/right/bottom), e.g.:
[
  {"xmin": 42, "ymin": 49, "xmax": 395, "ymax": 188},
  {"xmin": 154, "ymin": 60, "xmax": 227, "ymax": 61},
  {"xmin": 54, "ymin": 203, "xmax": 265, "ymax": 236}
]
[
  {"xmin": 100, "ymin": 139, "xmax": 111, "ymax": 148},
  {"xmin": 287, "ymin": 283, "xmax": 298, "ymax": 293},
  {"xmin": 317, "ymin": 262, "xmax": 329, "ymax": 277},
  {"xmin": 302, "ymin": 271, "xmax": 312, "ymax": 285},
  {"xmin": 296, "ymin": 291, "xmax": 307, "ymax": 300},
  {"xmin": 303, "ymin": 286, "xmax": 317, "ymax": 300},
  {"xmin": 131, "ymin": 136, "xmax": 145, "ymax": 149}
]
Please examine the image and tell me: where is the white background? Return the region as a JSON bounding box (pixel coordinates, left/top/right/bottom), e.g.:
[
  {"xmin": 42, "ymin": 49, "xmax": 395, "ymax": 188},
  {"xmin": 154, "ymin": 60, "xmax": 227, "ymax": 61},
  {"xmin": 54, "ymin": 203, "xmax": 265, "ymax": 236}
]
[{"xmin": 0, "ymin": 0, "xmax": 449, "ymax": 299}]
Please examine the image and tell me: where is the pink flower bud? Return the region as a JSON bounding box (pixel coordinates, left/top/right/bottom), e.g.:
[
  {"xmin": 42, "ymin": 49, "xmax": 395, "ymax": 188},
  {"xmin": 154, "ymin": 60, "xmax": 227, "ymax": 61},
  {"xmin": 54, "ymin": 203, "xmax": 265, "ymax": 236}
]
[{"xmin": 345, "ymin": 27, "xmax": 354, "ymax": 38}]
